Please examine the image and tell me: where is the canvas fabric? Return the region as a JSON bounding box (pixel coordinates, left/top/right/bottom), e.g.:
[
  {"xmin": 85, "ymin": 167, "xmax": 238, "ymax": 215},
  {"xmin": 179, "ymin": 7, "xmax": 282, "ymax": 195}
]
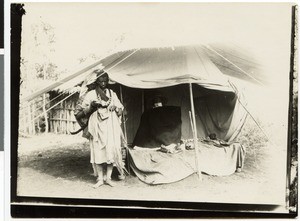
[{"xmin": 129, "ymin": 142, "xmax": 246, "ymax": 184}]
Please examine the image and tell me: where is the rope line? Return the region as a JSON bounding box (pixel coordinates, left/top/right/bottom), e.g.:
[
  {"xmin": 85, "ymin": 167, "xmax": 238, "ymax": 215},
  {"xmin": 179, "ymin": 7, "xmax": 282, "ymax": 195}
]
[
  {"xmin": 20, "ymin": 92, "xmax": 65, "ymax": 113},
  {"xmin": 30, "ymin": 91, "xmax": 77, "ymax": 124},
  {"xmin": 205, "ymin": 45, "xmax": 264, "ymax": 86},
  {"xmin": 20, "ymin": 49, "xmax": 130, "ymax": 103},
  {"xmin": 28, "ymin": 49, "xmax": 140, "ymax": 125},
  {"xmin": 227, "ymin": 80, "xmax": 271, "ymax": 142},
  {"xmin": 79, "ymin": 49, "xmax": 140, "ymax": 98},
  {"xmin": 104, "ymin": 49, "xmax": 140, "ymax": 75}
]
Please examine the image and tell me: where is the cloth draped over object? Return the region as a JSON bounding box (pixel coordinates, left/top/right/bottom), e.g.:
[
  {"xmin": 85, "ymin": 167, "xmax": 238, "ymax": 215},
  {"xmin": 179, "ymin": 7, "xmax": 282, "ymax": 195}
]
[
  {"xmin": 129, "ymin": 142, "xmax": 246, "ymax": 185},
  {"xmin": 130, "ymin": 85, "xmax": 247, "ymax": 144},
  {"xmin": 133, "ymin": 106, "xmax": 182, "ymax": 148}
]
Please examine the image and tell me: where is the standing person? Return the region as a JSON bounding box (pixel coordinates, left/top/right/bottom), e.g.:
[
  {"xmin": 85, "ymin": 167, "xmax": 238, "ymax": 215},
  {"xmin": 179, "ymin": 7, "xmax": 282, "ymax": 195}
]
[{"xmin": 75, "ymin": 69, "xmax": 124, "ymax": 188}]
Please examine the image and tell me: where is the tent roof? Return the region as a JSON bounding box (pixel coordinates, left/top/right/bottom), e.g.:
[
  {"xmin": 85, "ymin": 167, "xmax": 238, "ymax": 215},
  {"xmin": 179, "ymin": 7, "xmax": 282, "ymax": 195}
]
[
  {"xmin": 22, "ymin": 44, "xmax": 263, "ymax": 102},
  {"xmin": 57, "ymin": 45, "xmax": 238, "ymax": 94},
  {"xmin": 100, "ymin": 45, "xmax": 232, "ymax": 91}
]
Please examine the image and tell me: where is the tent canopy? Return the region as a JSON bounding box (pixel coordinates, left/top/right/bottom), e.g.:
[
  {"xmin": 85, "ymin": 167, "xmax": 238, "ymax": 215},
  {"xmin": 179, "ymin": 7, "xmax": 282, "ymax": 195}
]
[
  {"xmin": 98, "ymin": 45, "xmax": 233, "ymax": 91},
  {"xmin": 57, "ymin": 44, "xmax": 262, "ymax": 92},
  {"xmin": 23, "ymin": 44, "xmax": 251, "ymax": 143},
  {"xmin": 22, "ymin": 44, "xmax": 263, "ymax": 102},
  {"xmin": 82, "ymin": 44, "xmax": 247, "ymax": 143}
]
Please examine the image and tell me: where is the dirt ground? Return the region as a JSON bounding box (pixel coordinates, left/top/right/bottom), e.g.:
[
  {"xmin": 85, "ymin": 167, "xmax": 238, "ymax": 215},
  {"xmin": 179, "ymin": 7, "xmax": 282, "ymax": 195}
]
[{"xmin": 16, "ymin": 133, "xmax": 287, "ymax": 208}]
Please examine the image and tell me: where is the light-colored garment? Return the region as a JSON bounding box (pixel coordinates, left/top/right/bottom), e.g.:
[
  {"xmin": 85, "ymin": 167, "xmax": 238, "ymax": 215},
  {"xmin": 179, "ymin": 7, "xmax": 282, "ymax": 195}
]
[{"xmin": 81, "ymin": 89, "xmax": 124, "ymax": 165}]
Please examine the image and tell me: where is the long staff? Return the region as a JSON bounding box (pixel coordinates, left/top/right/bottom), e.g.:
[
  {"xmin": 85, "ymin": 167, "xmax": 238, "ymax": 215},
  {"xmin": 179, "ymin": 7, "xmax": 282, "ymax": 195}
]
[{"xmin": 189, "ymin": 83, "xmax": 202, "ymax": 181}]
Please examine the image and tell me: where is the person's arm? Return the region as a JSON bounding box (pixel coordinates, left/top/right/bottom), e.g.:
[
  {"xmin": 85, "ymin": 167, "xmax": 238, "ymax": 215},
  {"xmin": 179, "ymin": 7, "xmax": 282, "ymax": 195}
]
[
  {"xmin": 75, "ymin": 92, "xmax": 97, "ymax": 119},
  {"xmin": 109, "ymin": 90, "xmax": 124, "ymax": 116}
]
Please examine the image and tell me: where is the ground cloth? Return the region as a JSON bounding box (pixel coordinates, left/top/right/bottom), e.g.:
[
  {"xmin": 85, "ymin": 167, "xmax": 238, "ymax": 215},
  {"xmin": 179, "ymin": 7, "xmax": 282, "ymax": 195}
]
[{"xmin": 129, "ymin": 142, "xmax": 245, "ymax": 184}]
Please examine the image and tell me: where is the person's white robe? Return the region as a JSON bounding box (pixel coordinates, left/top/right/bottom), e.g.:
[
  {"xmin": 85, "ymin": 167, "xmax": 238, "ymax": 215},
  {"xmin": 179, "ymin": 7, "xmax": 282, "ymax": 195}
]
[{"xmin": 82, "ymin": 89, "xmax": 124, "ymax": 165}]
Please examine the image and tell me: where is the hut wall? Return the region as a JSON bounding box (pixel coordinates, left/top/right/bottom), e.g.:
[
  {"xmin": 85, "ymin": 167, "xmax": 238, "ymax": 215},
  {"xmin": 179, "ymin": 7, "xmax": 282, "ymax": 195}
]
[
  {"xmin": 19, "ymin": 95, "xmax": 45, "ymax": 135},
  {"xmin": 47, "ymin": 85, "xmax": 144, "ymax": 141},
  {"xmin": 48, "ymin": 92, "xmax": 81, "ymax": 134}
]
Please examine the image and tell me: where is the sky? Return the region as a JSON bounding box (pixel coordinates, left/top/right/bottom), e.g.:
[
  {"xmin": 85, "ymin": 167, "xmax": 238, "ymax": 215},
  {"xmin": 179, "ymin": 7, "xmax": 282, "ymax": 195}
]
[
  {"xmin": 20, "ymin": 2, "xmax": 294, "ymax": 144},
  {"xmin": 21, "ymin": 3, "xmax": 293, "ymax": 74}
]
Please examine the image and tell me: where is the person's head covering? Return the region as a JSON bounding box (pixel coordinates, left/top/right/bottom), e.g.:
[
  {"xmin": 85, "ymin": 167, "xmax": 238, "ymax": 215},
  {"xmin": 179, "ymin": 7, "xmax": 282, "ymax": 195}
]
[
  {"xmin": 151, "ymin": 93, "xmax": 168, "ymax": 107},
  {"xmin": 79, "ymin": 69, "xmax": 108, "ymax": 97},
  {"xmin": 86, "ymin": 69, "xmax": 108, "ymax": 86}
]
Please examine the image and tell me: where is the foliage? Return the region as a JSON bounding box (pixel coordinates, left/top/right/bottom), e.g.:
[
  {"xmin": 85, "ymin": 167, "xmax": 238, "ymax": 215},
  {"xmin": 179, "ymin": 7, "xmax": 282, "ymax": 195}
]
[
  {"xmin": 20, "ymin": 19, "xmax": 59, "ymax": 134},
  {"xmin": 20, "ymin": 20, "xmax": 59, "ymax": 94},
  {"xmin": 237, "ymin": 116, "xmax": 269, "ymax": 168},
  {"xmin": 35, "ymin": 63, "xmax": 59, "ymax": 80}
]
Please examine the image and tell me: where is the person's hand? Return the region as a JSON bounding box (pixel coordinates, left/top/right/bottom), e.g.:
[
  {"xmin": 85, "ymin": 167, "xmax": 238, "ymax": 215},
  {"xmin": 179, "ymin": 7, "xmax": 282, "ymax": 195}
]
[
  {"xmin": 116, "ymin": 108, "xmax": 122, "ymax": 116},
  {"xmin": 109, "ymin": 105, "xmax": 117, "ymax": 112},
  {"xmin": 91, "ymin": 101, "xmax": 101, "ymax": 108}
]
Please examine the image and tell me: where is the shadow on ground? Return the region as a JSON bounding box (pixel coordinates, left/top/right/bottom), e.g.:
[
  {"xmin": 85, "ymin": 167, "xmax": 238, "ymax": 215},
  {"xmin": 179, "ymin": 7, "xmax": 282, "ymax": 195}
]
[
  {"xmin": 18, "ymin": 143, "xmax": 96, "ymax": 183},
  {"xmin": 18, "ymin": 139, "xmax": 267, "ymax": 186}
]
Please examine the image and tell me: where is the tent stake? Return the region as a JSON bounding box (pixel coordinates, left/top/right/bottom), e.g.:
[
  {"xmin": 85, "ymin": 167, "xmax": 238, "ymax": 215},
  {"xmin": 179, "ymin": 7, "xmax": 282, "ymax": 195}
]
[{"xmin": 189, "ymin": 83, "xmax": 202, "ymax": 181}]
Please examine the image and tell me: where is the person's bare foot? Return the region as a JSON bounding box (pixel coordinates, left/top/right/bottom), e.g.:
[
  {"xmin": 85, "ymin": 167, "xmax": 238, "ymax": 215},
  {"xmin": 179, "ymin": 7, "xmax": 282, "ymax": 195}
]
[
  {"xmin": 118, "ymin": 174, "xmax": 125, "ymax": 180},
  {"xmin": 92, "ymin": 180, "xmax": 104, "ymax": 188},
  {"xmin": 105, "ymin": 179, "xmax": 116, "ymax": 187}
]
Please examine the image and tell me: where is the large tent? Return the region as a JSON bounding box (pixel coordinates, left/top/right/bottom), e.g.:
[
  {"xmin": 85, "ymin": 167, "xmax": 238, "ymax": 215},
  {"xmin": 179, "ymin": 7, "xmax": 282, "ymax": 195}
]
[
  {"xmin": 21, "ymin": 44, "xmax": 259, "ymax": 183},
  {"xmin": 22, "ymin": 44, "xmax": 254, "ymax": 144},
  {"xmin": 94, "ymin": 45, "xmax": 249, "ymax": 144}
]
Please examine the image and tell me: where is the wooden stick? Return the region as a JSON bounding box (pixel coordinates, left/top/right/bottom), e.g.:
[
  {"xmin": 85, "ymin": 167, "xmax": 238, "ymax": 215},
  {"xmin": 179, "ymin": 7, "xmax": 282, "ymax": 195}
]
[
  {"xmin": 43, "ymin": 93, "xmax": 48, "ymax": 133},
  {"xmin": 141, "ymin": 90, "xmax": 144, "ymax": 113},
  {"xmin": 119, "ymin": 85, "xmax": 130, "ymax": 174},
  {"xmin": 189, "ymin": 83, "xmax": 202, "ymax": 181}
]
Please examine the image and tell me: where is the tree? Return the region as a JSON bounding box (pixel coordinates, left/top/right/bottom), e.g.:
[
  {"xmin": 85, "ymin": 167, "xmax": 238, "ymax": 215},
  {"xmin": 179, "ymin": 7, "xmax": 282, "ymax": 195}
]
[{"xmin": 20, "ymin": 18, "xmax": 60, "ymax": 134}]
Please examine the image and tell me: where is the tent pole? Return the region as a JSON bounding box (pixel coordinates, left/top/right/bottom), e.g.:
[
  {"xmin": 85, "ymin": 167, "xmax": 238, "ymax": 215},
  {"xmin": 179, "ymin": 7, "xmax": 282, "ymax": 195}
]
[
  {"xmin": 119, "ymin": 84, "xmax": 130, "ymax": 175},
  {"xmin": 141, "ymin": 90, "xmax": 144, "ymax": 113},
  {"xmin": 119, "ymin": 85, "xmax": 128, "ymax": 142},
  {"xmin": 188, "ymin": 83, "xmax": 202, "ymax": 180}
]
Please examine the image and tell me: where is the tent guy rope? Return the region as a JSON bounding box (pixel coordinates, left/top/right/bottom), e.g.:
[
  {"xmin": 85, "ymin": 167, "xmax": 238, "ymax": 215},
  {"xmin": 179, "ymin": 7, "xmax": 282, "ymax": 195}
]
[
  {"xmin": 26, "ymin": 49, "xmax": 140, "ymax": 125},
  {"xmin": 19, "ymin": 92, "xmax": 65, "ymax": 116},
  {"xmin": 205, "ymin": 45, "xmax": 264, "ymax": 86},
  {"xmin": 227, "ymin": 80, "xmax": 271, "ymax": 143},
  {"xmin": 31, "ymin": 91, "xmax": 77, "ymax": 123},
  {"xmin": 21, "ymin": 49, "xmax": 140, "ymax": 103}
]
